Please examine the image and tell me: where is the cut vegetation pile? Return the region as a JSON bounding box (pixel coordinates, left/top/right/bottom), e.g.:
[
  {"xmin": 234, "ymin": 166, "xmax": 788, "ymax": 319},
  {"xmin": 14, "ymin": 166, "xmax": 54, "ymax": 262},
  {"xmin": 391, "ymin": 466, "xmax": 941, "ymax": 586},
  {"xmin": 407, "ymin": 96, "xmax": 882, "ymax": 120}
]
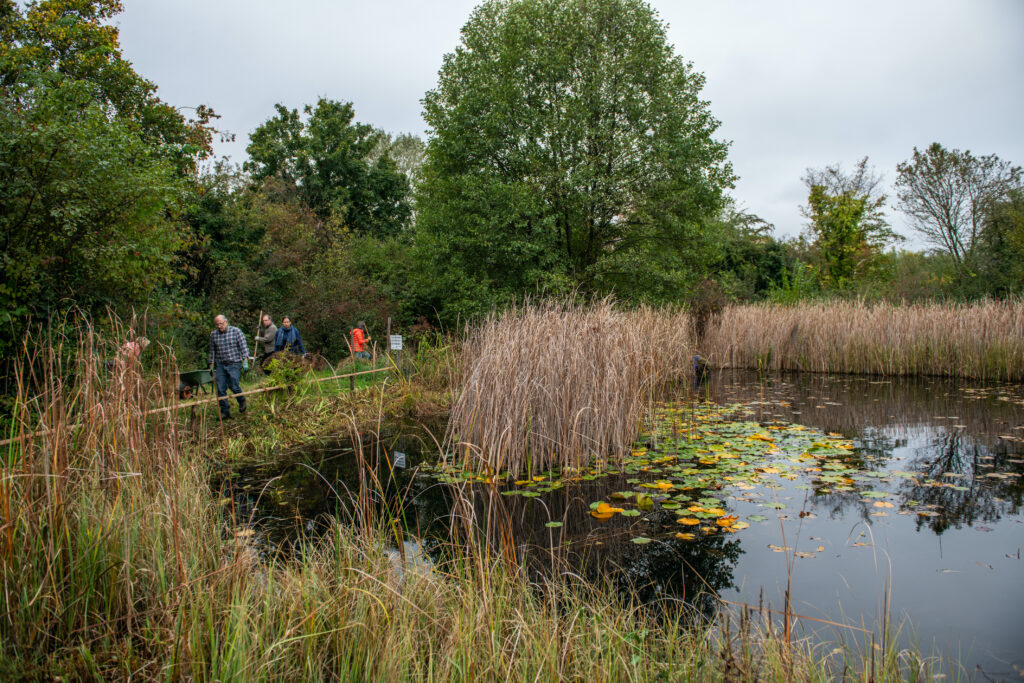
[
  {"xmin": 449, "ymin": 301, "xmax": 693, "ymax": 475},
  {"xmin": 705, "ymin": 299, "xmax": 1024, "ymax": 381}
]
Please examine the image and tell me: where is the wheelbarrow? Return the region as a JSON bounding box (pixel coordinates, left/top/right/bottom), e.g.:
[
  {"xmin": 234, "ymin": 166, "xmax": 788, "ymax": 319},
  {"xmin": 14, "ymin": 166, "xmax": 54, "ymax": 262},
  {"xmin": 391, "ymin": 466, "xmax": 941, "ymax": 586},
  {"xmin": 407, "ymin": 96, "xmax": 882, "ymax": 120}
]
[{"xmin": 178, "ymin": 368, "xmax": 214, "ymax": 399}]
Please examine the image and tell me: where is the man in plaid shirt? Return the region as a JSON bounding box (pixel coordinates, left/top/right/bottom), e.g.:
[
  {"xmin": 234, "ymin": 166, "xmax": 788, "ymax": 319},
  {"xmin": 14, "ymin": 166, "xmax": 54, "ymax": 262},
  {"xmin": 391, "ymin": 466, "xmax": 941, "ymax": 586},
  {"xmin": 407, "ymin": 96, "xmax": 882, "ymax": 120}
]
[{"xmin": 208, "ymin": 315, "xmax": 250, "ymax": 419}]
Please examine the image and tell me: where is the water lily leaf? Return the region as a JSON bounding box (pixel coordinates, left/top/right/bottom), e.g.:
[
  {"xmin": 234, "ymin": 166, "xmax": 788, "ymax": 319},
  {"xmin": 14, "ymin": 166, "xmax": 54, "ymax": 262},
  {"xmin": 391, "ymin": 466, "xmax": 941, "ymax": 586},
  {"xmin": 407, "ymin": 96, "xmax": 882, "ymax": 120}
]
[
  {"xmin": 620, "ymin": 509, "xmax": 641, "ymax": 517},
  {"xmin": 748, "ymin": 514, "xmax": 768, "ymax": 522},
  {"xmin": 545, "ymin": 521, "xmax": 563, "ymax": 528},
  {"xmin": 631, "ymin": 537, "xmax": 653, "ymax": 544}
]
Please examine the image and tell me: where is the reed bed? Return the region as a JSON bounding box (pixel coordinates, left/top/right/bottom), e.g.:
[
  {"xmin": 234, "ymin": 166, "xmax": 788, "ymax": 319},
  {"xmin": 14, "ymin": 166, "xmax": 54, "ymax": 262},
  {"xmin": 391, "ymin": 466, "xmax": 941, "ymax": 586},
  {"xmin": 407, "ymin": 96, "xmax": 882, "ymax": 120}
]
[
  {"xmin": 704, "ymin": 299, "xmax": 1024, "ymax": 381},
  {"xmin": 0, "ymin": 323, "xmax": 943, "ymax": 680},
  {"xmin": 449, "ymin": 300, "xmax": 693, "ymax": 476}
]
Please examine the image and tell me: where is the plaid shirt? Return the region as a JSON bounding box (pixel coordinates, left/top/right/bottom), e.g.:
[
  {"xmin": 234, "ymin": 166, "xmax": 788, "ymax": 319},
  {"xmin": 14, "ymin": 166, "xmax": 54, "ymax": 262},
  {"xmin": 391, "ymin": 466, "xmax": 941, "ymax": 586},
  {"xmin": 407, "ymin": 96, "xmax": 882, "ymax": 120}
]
[{"xmin": 209, "ymin": 325, "xmax": 249, "ymax": 365}]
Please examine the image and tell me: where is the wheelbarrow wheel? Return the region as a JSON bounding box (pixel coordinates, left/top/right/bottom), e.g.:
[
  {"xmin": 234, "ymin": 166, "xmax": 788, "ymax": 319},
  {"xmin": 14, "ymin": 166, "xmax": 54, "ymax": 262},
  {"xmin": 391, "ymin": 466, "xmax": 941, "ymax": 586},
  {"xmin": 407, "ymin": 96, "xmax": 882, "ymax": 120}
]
[{"xmin": 178, "ymin": 383, "xmax": 194, "ymax": 400}]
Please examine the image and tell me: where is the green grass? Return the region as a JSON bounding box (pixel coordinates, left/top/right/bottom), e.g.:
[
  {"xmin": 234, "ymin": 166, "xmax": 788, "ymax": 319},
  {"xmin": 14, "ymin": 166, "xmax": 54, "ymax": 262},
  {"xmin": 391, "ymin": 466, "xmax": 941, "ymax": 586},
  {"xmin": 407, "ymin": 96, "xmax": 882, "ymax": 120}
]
[{"xmin": 0, "ymin": 330, "xmax": 952, "ymax": 681}]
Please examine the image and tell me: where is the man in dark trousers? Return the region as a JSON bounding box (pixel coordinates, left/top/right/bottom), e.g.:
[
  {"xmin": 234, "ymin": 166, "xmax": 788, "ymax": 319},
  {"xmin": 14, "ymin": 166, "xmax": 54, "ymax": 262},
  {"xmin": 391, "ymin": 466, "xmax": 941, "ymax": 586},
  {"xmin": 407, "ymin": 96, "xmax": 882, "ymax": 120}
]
[{"xmin": 209, "ymin": 314, "xmax": 250, "ymax": 419}]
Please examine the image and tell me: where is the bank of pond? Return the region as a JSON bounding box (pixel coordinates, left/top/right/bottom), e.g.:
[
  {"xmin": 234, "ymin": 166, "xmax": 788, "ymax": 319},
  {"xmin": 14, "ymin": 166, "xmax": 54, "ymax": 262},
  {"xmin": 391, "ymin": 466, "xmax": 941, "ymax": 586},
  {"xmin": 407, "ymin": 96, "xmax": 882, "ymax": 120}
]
[{"xmin": 220, "ymin": 370, "xmax": 1024, "ymax": 679}]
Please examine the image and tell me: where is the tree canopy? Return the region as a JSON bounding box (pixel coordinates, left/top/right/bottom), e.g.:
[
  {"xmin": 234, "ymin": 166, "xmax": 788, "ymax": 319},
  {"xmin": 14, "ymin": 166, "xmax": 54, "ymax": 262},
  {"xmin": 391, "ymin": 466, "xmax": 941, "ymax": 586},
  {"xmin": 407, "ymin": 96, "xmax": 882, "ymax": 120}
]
[
  {"xmin": 895, "ymin": 143, "xmax": 1022, "ymax": 269},
  {"xmin": 416, "ymin": 0, "xmax": 733, "ymax": 313},
  {"xmin": 0, "ymin": 0, "xmax": 213, "ymax": 362},
  {"xmin": 245, "ymin": 99, "xmax": 412, "ymax": 238},
  {"xmin": 800, "ymin": 158, "xmax": 899, "ymax": 289}
]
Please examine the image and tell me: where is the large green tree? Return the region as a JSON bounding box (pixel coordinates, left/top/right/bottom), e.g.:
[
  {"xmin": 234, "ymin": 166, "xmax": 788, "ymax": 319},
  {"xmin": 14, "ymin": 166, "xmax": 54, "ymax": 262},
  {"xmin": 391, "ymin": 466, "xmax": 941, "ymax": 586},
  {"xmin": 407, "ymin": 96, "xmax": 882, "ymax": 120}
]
[
  {"xmin": 416, "ymin": 0, "xmax": 733, "ymax": 313},
  {"xmin": 245, "ymin": 99, "xmax": 412, "ymax": 238},
  {"xmin": 0, "ymin": 0, "xmax": 212, "ymax": 365}
]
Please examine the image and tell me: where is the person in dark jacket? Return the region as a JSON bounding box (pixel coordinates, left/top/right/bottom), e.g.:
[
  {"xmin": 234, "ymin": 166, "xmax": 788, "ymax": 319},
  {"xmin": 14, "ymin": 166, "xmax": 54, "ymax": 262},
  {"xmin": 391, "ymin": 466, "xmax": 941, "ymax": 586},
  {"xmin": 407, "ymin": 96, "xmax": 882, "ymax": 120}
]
[{"xmin": 273, "ymin": 316, "xmax": 306, "ymax": 356}]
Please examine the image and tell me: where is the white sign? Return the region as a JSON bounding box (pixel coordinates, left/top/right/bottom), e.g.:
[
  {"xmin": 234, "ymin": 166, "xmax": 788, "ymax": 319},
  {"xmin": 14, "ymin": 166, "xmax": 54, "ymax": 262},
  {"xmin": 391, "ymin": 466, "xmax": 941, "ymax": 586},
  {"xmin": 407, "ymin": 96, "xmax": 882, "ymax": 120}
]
[
  {"xmin": 389, "ymin": 335, "xmax": 403, "ymax": 351},
  {"xmin": 392, "ymin": 451, "xmax": 407, "ymax": 469}
]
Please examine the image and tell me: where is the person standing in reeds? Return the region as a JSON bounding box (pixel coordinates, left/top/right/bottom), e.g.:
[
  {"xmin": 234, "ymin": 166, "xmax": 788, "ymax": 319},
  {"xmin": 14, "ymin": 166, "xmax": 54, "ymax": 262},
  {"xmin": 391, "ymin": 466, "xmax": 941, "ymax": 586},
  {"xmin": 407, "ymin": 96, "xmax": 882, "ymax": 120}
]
[
  {"xmin": 114, "ymin": 336, "xmax": 149, "ymax": 403},
  {"xmin": 351, "ymin": 321, "xmax": 371, "ymax": 361},
  {"xmin": 209, "ymin": 315, "xmax": 249, "ymax": 419}
]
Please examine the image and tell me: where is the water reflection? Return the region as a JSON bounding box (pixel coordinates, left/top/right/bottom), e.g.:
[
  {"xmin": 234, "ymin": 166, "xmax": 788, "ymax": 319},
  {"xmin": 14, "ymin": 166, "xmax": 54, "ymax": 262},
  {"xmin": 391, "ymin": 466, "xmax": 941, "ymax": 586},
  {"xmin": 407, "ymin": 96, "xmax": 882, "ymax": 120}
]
[
  {"xmin": 219, "ymin": 371, "xmax": 1024, "ymax": 676},
  {"xmin": 703, "ymin": 371, "xmax": 1024, "ymax": 531}
]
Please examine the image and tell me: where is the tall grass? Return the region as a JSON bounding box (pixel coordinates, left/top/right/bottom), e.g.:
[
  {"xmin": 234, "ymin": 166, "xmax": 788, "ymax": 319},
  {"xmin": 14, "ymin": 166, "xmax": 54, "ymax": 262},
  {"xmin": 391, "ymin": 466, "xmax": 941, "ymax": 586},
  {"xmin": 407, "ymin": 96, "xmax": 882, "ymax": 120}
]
[
  {"xmin": 449, "ymin": 300, "xmax": 693, "ymax": 476},
  {"xmin": 705, "ymin": 299, "xmax": 1024, "ymax": 381},
  {"xmin": 0, "ymin": 321, "xmax": 947, "ymax": 680}
]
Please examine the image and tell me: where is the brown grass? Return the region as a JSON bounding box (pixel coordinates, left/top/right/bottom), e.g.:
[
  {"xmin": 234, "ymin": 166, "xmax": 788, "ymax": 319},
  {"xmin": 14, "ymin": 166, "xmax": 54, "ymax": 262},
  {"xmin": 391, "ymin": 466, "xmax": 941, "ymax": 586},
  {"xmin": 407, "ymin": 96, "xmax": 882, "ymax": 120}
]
[
  {"xmin": 448, "ymin": 300, "xmax": 693, "ymax": 475},
  {"xmin": 704, "ymin": 299, "xmax": 1024, "ymax": 381},
  {"xmin": 3, "ymin": 320, "xmax": 902, "ymax": 681},
  {"xmin": 449, "ymin": 298, "xmax": 1024, "ymax": 477}
]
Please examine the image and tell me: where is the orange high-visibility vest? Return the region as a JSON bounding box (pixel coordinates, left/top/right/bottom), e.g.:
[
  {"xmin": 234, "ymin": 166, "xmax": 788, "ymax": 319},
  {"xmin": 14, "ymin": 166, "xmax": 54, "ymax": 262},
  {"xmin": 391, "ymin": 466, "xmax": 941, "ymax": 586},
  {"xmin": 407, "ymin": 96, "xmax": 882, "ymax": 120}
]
[{"xmin": 351, "ymin": 328, "xmax": 367, "ymax": 353}]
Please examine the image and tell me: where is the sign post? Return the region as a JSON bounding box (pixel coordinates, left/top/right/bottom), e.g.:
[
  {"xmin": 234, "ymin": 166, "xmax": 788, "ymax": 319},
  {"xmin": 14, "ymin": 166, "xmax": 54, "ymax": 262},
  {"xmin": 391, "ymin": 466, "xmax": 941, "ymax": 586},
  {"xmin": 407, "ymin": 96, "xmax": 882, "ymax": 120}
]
[{"xmin": 389, "ymin": 334, "xmax": 403, "ymax": 375}]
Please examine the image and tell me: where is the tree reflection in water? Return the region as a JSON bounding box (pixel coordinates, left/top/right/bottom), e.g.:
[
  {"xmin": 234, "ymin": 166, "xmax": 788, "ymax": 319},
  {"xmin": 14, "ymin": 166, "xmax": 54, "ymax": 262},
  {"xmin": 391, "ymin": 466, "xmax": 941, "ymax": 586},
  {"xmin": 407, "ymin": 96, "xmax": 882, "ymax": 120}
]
[
  {"xmin": 707, "ymin": 371, "xmax": 1024, "ymax": 530},
  {"xmin": 219, "ymin": 370, "xmax": 1022, "ymax": 625}
]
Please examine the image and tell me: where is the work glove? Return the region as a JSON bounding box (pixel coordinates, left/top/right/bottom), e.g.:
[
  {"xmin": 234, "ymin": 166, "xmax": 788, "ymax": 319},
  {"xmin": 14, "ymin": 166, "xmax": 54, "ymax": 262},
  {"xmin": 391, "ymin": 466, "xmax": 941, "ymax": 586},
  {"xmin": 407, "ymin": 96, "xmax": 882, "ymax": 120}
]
[{"xmin": 242, "ymin": 359, "xmax": 250, "ymax": 372}]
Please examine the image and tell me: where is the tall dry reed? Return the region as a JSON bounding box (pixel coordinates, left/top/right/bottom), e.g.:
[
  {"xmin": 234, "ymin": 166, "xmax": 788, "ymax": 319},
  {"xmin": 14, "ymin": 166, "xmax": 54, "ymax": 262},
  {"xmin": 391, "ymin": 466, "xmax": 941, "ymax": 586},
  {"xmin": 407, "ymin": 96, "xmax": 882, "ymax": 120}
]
[
  {"xmin": 449, "ymin": 300, "xmax": 693, "ymax": 475},
  {"xmin": 704, "ymin": 299, "xmax": 1024, "ymax": 381},
  {"xmin": 0, "ymin": 319, "xmax": 939, "ymax": 680}
]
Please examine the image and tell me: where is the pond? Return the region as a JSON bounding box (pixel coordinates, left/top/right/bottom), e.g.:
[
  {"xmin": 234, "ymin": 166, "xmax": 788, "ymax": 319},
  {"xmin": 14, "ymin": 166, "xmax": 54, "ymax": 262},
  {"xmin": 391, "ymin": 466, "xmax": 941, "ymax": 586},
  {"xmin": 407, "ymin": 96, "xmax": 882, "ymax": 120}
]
[{"xmin": 217, "ymin": 371, "xmax": 1024, "ymax": 679}]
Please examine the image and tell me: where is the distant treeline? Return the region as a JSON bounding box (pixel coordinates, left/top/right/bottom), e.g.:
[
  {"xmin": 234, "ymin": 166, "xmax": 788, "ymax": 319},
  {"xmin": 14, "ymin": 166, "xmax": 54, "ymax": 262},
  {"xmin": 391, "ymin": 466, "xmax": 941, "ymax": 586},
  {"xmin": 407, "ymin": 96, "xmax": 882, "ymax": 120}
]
[{"xmin": 3, "ymin": 0, "xmax": 1022, "ymax": 396}]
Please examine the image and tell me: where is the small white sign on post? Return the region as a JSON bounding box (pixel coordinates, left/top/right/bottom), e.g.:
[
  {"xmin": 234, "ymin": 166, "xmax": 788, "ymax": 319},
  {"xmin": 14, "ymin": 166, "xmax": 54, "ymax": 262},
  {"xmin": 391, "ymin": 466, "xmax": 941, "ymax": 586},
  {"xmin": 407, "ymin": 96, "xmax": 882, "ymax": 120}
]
[
  {"xmin": 389, "ymin": 335, "xmax": 403, "ymax": 351},
  {"xmin": 392, "ymin": 451, "xmax": 407, "ymax": 469}
]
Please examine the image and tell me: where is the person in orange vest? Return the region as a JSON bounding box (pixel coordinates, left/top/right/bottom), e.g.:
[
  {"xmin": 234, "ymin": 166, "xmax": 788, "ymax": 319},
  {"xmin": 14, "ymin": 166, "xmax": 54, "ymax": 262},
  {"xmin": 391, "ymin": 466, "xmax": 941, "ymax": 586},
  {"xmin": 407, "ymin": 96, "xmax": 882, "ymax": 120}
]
[{"xmin": 351, "ymin": 321, "xmax": 371, "ymax": 360}]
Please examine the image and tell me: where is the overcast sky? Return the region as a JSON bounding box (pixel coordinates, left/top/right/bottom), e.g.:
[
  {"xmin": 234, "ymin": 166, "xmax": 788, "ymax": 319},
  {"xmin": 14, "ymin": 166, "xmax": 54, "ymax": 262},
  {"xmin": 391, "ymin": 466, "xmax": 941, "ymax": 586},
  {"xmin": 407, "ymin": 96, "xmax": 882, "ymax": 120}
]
[{"xmin": 117, "ymin": 0, "xmax": 1024, "ymax": 247}]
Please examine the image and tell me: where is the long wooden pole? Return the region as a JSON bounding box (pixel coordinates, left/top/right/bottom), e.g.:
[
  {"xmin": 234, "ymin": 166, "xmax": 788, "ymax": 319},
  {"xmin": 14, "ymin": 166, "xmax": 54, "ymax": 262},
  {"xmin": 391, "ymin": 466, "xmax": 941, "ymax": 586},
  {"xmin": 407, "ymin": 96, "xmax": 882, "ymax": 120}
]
[{"xmin": 252, "ymin": 309, "xmax": 263, "ymax": 360}]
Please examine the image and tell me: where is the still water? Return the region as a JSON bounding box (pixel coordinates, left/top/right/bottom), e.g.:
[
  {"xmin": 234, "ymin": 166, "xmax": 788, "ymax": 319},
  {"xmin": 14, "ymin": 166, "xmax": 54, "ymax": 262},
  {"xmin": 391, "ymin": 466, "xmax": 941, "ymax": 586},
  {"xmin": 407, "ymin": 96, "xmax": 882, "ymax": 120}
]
[{"xmin": 219, "ymin": 371, "xmax": 1024, "ymax": 678}]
